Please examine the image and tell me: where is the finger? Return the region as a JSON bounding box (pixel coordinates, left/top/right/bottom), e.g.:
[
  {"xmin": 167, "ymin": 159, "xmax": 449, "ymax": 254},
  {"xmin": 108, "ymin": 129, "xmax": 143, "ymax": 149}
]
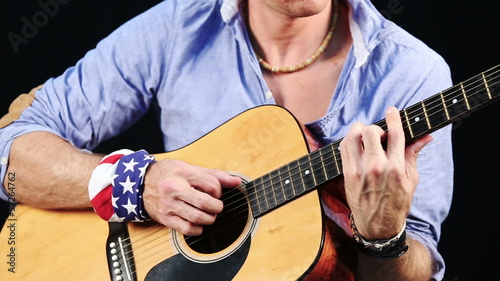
[
  {"xmin": 145, "ymin": 174, "xmax": 222, "ymax": 220},
  {"xmin": 405, "ymin": 134, "xmax": 433, "ymax": 168},
  {"xmin": 384, "ymin": 106, "xmax": 405, "ymax": 159},
  {"xmin": 340, "ymin": 122, "xmax": 365, "ymax": 169},
  {"xmin": 155, "ymin": 189, "xmax": 219, "ymax": 233},
  {"xmin": 200, "ymin": 168, "xmax": 243, "ymax": 193},
  {"xmin": 182, "ymin": 186, "xmax": 225, "ymax": 215},
  {"xmin": 182, "ymin": 166, "xmax": 240, "ymax": 199},
  {"xmin": 178, "ymin": 198, "xmax": 219, "ymax": 225},
  {"xmin": 160, "ymin": 213, "xmax": 204, "ymax": 236},
  {"xmin": 359, "ymin": 124, "xmax": 386, "ymax": 157}
]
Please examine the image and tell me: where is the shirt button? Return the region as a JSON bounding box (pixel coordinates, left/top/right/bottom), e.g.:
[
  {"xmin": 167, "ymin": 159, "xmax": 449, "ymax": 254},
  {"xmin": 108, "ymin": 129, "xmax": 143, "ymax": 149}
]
[
  {"xmin": 1, "ymin": 157, "xmax": 7, "ymax": 165},
  {"xmin": 265, "ymin": 90, "xmax": 273, "ymax": 99}
]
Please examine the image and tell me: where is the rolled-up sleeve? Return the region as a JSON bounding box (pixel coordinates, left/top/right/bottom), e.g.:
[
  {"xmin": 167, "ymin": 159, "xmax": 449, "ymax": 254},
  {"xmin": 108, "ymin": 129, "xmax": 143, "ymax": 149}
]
[{"xmin": 0, "ymin": 4, "xmax": 172, "ymax": 201}]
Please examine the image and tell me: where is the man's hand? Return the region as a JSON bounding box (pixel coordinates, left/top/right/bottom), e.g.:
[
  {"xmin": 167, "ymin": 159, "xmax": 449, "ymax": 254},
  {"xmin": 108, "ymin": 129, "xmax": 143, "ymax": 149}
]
[
  {"xmin": 339, "ymin": 106, "xmax": 433, "ymax": 240},
  {"xmin": 143, "ymin": 159, "xmax": 242, "ymax": 236}
]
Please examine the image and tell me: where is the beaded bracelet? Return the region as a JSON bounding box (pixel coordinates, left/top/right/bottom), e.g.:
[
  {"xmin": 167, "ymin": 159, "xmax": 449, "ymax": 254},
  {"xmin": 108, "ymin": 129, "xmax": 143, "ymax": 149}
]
[
  {"xmin": 88, "ymin": 149, "xmax": 155, "ymax": 222},
  {"xmin": 350, "ymin": 213, "xmax": 409, "ymax": 260}
]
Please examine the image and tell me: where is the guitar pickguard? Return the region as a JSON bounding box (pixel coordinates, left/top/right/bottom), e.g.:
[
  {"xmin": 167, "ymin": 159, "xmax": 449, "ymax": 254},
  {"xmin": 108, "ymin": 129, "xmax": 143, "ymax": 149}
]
[{"xmin": 145, "ymin": 238, "xmax": 251, "ymax": 281}]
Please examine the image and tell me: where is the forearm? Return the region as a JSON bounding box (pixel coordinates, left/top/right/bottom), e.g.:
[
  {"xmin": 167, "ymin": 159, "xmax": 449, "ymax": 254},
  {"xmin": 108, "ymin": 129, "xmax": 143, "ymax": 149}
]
[
  {"xmin": 2, "ymin": 131, "xmax": 102, "ymax": 209},
  {"xmin": 355, "ymin": 237, "xmax": 433, "ymax": 281}
]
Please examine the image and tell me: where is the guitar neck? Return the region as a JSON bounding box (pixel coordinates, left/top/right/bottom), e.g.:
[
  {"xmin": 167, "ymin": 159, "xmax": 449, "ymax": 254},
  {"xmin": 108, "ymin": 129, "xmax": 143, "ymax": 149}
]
[
  {"xmin": 246, "ymin": 63, "xmax": 500, "ymax": 218},
  {"xmin": 378, "ymin": 63, "xmax": 500, "ymax": 142}
]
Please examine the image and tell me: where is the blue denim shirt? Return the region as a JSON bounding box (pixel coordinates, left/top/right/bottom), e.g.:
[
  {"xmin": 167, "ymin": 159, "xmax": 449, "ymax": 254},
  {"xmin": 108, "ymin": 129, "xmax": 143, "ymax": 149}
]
[{"xmin": 0, "ymin": 0, "xmax": 453, "ymax": 278}]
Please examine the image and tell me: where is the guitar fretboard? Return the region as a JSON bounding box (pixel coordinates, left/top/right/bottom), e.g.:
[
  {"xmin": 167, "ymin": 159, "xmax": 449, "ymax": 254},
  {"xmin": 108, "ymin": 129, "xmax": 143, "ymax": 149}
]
[{"xmin": 246, "ymin": 64, "xmax": 500, "ymax": 218}]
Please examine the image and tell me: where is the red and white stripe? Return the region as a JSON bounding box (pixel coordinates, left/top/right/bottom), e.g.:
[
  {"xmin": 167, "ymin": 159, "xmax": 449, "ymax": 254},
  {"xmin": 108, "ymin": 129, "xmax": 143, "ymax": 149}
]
[{"xmin": 88, "ymin": 149, "xmax": 133, "ymax": 221}]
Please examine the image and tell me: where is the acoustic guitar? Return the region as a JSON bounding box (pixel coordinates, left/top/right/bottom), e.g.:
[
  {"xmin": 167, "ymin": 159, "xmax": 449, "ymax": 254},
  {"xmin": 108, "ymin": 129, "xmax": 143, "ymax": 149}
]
[{"xmin": 0, "ymin": 64, "xmax": 498, "ymax": 280}]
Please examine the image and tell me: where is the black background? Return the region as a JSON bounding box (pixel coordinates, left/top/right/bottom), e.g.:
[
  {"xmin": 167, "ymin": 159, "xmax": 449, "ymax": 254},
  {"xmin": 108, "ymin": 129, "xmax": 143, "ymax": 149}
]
[{"xmin": 1, "ymin": 1, "xmax": 499, "ymax": 280}]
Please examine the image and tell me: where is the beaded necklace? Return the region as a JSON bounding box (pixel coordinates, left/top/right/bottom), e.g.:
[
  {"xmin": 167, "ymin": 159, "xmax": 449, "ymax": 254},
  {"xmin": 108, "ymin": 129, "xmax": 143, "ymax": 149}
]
[{"xmin": 256, "ymin": 0, "xmax": 340, "ymax": 73}]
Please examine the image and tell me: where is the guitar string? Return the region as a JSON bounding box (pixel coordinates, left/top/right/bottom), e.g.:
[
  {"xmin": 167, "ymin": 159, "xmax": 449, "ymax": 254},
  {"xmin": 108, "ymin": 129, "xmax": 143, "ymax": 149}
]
[
  {"xmin": 124, "ymin": 207, "xmax": 255, "ymax": 277},
  {"xmin": 118, "ymin": 64, "xmax": 500, "ymax": 274},
  {"xmin": 124, "ymin": 76, "xmax": 500, "ymax": 276},
  {"xmin": 180, "ymin": 64, "xmax": 500, "ymax": 223},
  {"xmin": 124, "ymin": 66, "xmax": 500, "ymax": 276},
  {"xmin": 216, "ymin": 64, "xmax": 500, "ymax": 216},
  {"xmin": 122, "ymin": 65, "xmax": 500, "ymax": 272},
  {"xmin": 218, "ymin": 64, "xmax": 500, "ymax": 212},
  {"xmin": 383, "ymin": 64, "xmax": 500, "ymax": 132},
  {"xmin": 129, "ymin": 207, "xmax": 254, "ymax": 266},
  {"xmin": 124, "ymin": 63, "xmax": 498, "ymax": 254}
]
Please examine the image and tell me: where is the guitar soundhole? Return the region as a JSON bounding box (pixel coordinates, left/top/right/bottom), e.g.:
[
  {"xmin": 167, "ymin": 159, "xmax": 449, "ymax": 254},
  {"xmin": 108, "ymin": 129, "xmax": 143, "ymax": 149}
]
[{"xmin": 184, "ymin": 188, "xmax": 249, "ymax": 254}]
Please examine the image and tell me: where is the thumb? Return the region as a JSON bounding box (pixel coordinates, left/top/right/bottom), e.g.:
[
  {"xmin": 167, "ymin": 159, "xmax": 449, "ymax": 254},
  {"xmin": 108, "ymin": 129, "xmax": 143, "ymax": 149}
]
[{"xmin": 405, "ymin": 134, "xmax": 433, "ymax": 167}]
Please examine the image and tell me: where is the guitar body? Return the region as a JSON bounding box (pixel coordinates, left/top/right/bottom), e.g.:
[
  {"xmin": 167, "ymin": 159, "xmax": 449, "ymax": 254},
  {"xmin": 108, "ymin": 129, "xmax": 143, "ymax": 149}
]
[
  {"xmin": 0, "ymin": 105, "xmax": 355, "ymax": 281},
  {"xmin": 2, "ymin": 64, "xmax": 499, "ymax": 280}
]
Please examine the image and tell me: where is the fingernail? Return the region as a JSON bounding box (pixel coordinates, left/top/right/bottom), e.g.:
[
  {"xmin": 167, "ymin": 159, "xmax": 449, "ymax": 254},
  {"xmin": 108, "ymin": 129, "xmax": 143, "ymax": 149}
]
[{"xmin": 386, "ymin": 107, "xmax": 396, "ymax": 114}]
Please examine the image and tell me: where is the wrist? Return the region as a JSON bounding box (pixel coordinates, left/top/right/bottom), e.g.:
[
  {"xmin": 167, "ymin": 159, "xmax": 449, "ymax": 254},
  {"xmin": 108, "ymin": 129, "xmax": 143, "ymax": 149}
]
[
  {"xmin": 350, "ymin": 213, "xmax": 409, "ymax": 260},
  {"xmin": 88, "ymin": 149, "xmax": 156, "ymax": 222}
]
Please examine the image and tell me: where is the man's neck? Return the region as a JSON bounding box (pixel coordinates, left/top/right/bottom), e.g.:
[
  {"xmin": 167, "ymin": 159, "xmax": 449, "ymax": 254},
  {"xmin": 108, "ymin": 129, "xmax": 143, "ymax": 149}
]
[{"xmin": 245, "ymin": 0, "xmax": 334, "ymax": 68}]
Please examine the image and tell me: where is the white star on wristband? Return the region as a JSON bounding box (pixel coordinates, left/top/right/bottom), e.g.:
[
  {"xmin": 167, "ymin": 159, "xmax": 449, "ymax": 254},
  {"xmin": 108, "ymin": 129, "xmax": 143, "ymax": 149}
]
[
  {"xmin": 138, "ymin": 164, "xmax": 148, "ymax": 180},
  {"xmin": 119, "ymin": 176, "xmax": 136, "ymax": 194},
  {"xmin": 122, "ymin": 158, "xmax": 139, "ymax": 173},
  {"xmin": 111, "ymin": 195, "xmax": 120, "ymax": 208},
  {"xmin": 109, "ymin": 150, "xmax": 156, "ymax": 221},
  {"xmin": 122, "ymin": 198, "xmax": 138, "ymax": 215},
  {"xmin": 114, "ymin": 215, "xmax": 125, "ymax": 223}
]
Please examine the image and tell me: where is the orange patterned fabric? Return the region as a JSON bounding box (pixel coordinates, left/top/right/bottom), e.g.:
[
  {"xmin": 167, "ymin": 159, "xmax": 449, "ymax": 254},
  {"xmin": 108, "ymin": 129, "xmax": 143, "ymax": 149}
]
[{"xmin": 0, "ymin": 85, "xmax": 42, "ymax": 129}]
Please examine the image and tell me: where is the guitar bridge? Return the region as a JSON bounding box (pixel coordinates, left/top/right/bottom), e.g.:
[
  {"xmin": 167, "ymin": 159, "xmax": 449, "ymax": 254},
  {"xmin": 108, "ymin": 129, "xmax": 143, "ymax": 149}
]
[{"xmin": 106, "ymin": 222, "xmax": 137, "ymax": 281}]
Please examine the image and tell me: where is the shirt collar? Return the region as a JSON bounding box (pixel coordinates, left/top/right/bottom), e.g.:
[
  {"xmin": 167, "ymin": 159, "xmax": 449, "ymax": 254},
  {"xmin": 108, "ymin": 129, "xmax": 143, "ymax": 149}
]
[{"xmin": 221, "ymin": 0, "xmax": 241, "ymax": 22}]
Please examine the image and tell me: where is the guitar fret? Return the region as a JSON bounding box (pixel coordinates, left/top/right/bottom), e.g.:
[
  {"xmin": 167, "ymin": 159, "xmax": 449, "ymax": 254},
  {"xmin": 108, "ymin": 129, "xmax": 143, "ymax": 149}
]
[
  {"xmin": 272, "ymin": 169, "xmax": 286, "ymax": 205},
  {"xmin": 403, "ymin": 109, "xmax": 414, "ymax": 139},
  {"xmin": 282, "ymin": 164, "xmax": 295, "ymax": 200},
  {"xmin": 483, "ymin": 73, "xmax": 492, "ymax": 99},
  {"xmin": 292, "ymin": 161, "xmax": 305, "ymax": 195},
  {"xmin": 463, "ymin": 75, "xmax": 490, "ymax": 109},
  {"xmin": 246, "ymin": 181, "xmax": 261, "ymax": 216},
  {"xmin": 490, "ymin": 69, "xmax": 500, "ymax": 98},
  {"xmin": 406, "ymin": 103, "xmax": 428, "ymax": 139},
  {"xmin": 489, "ymin": 67, "xmax": 500, "ymax": 98},
  {"xmin": 255, "ymin": 178, "xmax": 268, "ymax": 213},
  {"xmin": 319, "ymin": 149, "xmax": 328, "ymax": 181},
  {"xmin": 310, "ymin": 150, "xmax": 327, "ymax": 185},
  {"xmin": 461, "ymin": 82, "xmax": 471, "ymax": 110},
  {"xmin": 266, "ymin": 172, "xmax": 277, "ymax": 209},
  {"xmin": 287, "ymin": 162, "xmax": 299, "ymax": 199},
  {"xmin": 299, "ymin": 156, "xmax": 315, "ymax": 193},
  {"xmin": 445, "ymin": 85, "xmax": 467, "ymax": 120},
  {"xmin": 422, "ymin": 101, "xmax": 431, "ymax": 129},
  {"xmin": 322, "ymin": 148, "xmax": 335, "ymax": 180},
  {"xmin": 321, "ymin": 144, "xmax": 336, "ymax": 179},
  {"xmin": 424, "ymin": 94, "xmax": 448, "ymax": 130},
  {"xmin": 440, "ymin": 92, "xmax": 450, "ymax": 120},
  {"xmin": 244, "ymin": 64, "xmax": 500, "ymax": 220},
  {"xmin": 309, "ymin": 155, "xmax": 318, "ymax": 187},
  {"xmin": 335, "ymin": 144, "xmax": 342, "ymax": 174}
]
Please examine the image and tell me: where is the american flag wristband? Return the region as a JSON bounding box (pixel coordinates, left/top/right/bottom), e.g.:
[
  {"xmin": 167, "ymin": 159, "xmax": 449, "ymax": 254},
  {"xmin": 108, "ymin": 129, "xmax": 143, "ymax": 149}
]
[
  {"xmin": 88, "ymin": 149, "xmax": 156, "ymax": 222},
  {"xmin": 112, "ymin": 150, "xmax": 155, "ymax": 221}
]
